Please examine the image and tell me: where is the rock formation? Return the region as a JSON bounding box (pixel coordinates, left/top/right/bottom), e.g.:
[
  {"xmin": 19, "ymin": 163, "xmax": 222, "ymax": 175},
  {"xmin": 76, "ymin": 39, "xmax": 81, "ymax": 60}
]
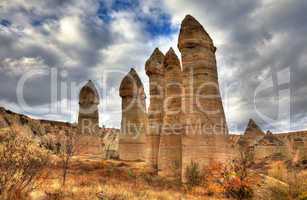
[
  {"xmin": 292, "ymin": 137, "xmax": 307, "ymax": 160},
  {"xmin": 72, "ymin": 14, "xmax": 307, "ymax": 180},
  {"xmin": 178, "ymin": 15, "xmax": 230, "ymax": 180},
  {"xmin": 0, "ymin": 112, "xmax": 8, "ymax": 129},
  {"xmin": 178, "ymin": 14, "xmax": 228, "ymax": 136},
  {"xmin": 239, "ymin": 119, "xmax": 265, "ymax": 147},
  {"xmin": 78, "ymin": 80, "xmax": 100, "ymax": 135},
  {"xmin": 178, "ymin": 15, "xmax": 228, "ymax": 135},
  {"xmin": 145, "ymin": 48, "xmax": 165, "ymax": 169},
  {"xmin": 244, "ymin": 119, "xmax": 265, "ymax": 139},
  {"xmin": 158, "ymin": 48, "xmax": 182, "ymax": 178},
  {"xmin": 0, "ymin": 106, "xmax": 119, "ymax": 157},
  {"xmin": 254, "ymin": 130, "xmax": 289, "ymax": 160},
  {"xmin": 119, "ymin": 68, "xmax": 147, "ymax": 161}
]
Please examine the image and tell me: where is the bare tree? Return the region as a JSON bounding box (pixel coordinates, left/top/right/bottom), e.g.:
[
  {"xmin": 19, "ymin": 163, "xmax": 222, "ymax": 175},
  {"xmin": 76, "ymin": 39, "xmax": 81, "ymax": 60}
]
[{"xmin": 58, "ymin": 131, "xmax": 76, "ymax": 187}]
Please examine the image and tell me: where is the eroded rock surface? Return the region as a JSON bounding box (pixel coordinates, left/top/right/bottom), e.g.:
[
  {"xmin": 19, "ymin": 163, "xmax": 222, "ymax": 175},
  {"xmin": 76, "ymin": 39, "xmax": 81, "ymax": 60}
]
[
  {"xmin": 119, "ymin": 68, "xmax": 147, "ymax": 161},
  {"xmin": 145, "ymin": 48, "xmax": 165, "ymax": 169},
  {"xmin": 158, "ymin": 48, "xmax": 182, "ymax": 178},
  {"xmin": 78, "ymin": 80, "xmax": 100, "ymax": 135}
]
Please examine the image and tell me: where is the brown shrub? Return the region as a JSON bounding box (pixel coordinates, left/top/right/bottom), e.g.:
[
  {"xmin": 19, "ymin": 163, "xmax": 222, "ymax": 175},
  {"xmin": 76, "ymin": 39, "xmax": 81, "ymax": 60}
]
[
  {"xmin": 0, "ymin": 131, "xmax": 49, "ymax": 199},
  {"xmin": 223, "ymin": 152, "xmax": 257, "ymax": 200},
  {"xmin": 184, "ymin": 161, "xmax": 202, "ymax": 187},
  {"xmin": 268, "ymin": 161, "xmax": 288, "ymax": 182}
]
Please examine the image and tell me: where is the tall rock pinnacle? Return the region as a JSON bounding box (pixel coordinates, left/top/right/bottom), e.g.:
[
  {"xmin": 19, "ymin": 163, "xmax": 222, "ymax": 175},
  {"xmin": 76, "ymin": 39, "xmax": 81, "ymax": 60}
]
[
  {"xmin": 164, "ymin": 47, "xmax": 181, "ymax": 67},
  {"xmin": 178, "ymin": 14, "xmax": 227, "ymax": 136},
  {"xmin": 178, "ymin": 15, "xmax": 215, "ymax": 52},
  {"xmin": 145, "ymin": 48, "xmax": 165, "ymax": 169},
  {"xmin": 178, "ymin": 15, "xmax": 229, "ymax": 181},
  {"xmin": 78, "ymin": 80, "xmax": 100, "ymax": 134},
  {"xmin": 244, "ymin": 119, "xmax": 265, "ymax": 138},
  {"xmin": 158, "ymin": 47, "xmax": 182, "ymax": 178},
  {"xmin": 119, "ymin": 68, "xmax": 147, "ymax": 161},
  {"xmin": 119, "ymin": 68, "xmax": 145, "ymax": 99},
  {"xmin": 145, "ymin": 48, "xmax": 165, "ymax": 76}
]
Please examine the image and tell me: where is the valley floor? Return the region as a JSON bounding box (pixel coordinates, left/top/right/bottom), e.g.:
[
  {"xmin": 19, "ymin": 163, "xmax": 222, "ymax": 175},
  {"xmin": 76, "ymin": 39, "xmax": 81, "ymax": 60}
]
[{"xmin": 30, "ymin": 155, "xmax": 227, "ymax": 200}]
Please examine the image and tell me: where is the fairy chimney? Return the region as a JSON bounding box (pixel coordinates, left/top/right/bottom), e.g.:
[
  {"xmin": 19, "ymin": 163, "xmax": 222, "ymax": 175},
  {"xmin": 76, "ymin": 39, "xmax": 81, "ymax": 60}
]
[
  {"xmin": 178, "ymin": 15, "xmax": 230, "ymax": 181},
  {"xmin": 158, "ymin": 48, "xmax": 183, "ymax": 178},
  {"xmin": 119, "ymin": 68, "xmax": 147, "ymax": 161},
  {"xmin": 178, "ymin": 14, "xmax": 228, "ymax": 135},
  {"xmin": 145, "ymin": 48, "xmax": 165, "ymax": 169},
  {"xmin": 78, "ymin": 80, "xmax": 100, "ymax": 134}
]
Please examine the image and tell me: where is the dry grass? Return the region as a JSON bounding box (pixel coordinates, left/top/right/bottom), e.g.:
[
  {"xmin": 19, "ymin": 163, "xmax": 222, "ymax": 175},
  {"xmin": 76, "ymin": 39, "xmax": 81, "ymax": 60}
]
[{"xmin": 29, "ymin": 156, "xmax": 223, "ymax": 200}]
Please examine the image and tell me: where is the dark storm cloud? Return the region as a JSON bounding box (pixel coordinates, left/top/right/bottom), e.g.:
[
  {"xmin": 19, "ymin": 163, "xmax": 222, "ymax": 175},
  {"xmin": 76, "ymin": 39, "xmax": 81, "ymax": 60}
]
[
  {"xmin": 163, "ymin": 0, "xmax": 307, "ymax": 131},
  {"xmin": 212, "ymin": 1, "xmax": 307, "ymax": 131},
  {"xmin": 223, "ymin": 1, "xmax": 307, "ymax": 131},
  {"xmin": 0, "ymin": 0, "xmax": 306, "ymax": 130},
  {"xmin": 0, "ymin": 0, "xmax": 175, "ymax": 125},
  {"xmin": 0, "ymin": 0, "xmax": 112, "ymax": 118}
]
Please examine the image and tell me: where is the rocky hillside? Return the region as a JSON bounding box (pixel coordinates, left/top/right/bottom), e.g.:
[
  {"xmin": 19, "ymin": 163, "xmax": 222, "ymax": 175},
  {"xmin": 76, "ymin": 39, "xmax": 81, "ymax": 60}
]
[{"xmin": 0, "ymin": 107, "xmax": 119, "ymax": 158}]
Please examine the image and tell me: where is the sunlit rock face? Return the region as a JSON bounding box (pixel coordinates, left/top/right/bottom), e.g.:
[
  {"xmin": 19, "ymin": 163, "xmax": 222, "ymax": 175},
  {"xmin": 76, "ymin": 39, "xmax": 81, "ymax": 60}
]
[
  {"xmin": 145, "ymin": 48, "xmax": 165, "ymax": 169},
  {"xmin": 178, "ymin": 14, "xmax": 228, "ymax": 136},
  {"xmin": 254, "ymin": 130, "xmax": 289, "ymax": 160},
  {"xmin": 244, "ymin": 119, "xmax": 265, "ymax": 139},
  {"xmin": 237, "ymin": 119, "xmax": 266, "ymax": 148},
  {"xmin": 158, "ymin": 48, "xmax": 183, "ymax": 178},
  {"xmin": 178, "ymin": 15, "xmax": 230, "ymax": 181},
  {"xmin": 78, "ymin": 80, "xmax": 100, "ymax": 135},
  {"xmin": 119, "ymin": 68, "xmax": 147, "ymax": 161}
]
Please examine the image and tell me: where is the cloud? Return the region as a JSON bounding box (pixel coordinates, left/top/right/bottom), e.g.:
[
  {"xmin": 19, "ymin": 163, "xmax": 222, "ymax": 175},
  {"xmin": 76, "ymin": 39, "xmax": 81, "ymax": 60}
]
[
  {"xmin": 159, "ymin": 0, "xmax": 307, "ymax": 132},
  {"xmin": 0, "ymin": 0, "xmax": 306, "ymax": 133},
  {"xmin": 0, "ymin": 57, "xmax": 48, "ymax": 77},
  {"xmin": 0, "ymin": 0, "xmax": 177, "ymax": 128}
]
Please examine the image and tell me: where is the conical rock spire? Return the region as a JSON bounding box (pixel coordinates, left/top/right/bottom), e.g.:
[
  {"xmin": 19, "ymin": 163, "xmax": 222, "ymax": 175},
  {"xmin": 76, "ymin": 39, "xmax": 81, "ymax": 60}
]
[
  {"xmin": 164, "ymin": 47, "xmax": 180, "ymax": 67},
  {"xmin": 119, "ymin": 68, "xmax": 145, "ymax": 98},
  {"xmin": 145, "ymin": 48, "xmax": 165, "ymax": 75},
  {"xmin": 119, "ymin": 68, "xmax": 147, "ymax": 161},
  {"xmin": 178, "ymin": 14, "xmax": 215, "ymax": 52},
  {"xmin": 244, "ymin": 119, "xmax": 265, "ymax": 137},
  {"xmin": 78, "ymin": 80, "xmax": 100, "ymax": 134},
  {"xmin": 79, "ymin": 80, "xmax": 99, "ymax": 104},
  {"xmin": 158, "ymin": 46, "xmax": 182, "ymax": 178}
]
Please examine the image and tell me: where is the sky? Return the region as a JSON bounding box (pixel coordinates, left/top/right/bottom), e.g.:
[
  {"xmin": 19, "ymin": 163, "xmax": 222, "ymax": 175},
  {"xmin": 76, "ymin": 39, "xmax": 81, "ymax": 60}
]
[{"xmin": 0, "ymin": 0, "xmax": 306, "ymax": 133}]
